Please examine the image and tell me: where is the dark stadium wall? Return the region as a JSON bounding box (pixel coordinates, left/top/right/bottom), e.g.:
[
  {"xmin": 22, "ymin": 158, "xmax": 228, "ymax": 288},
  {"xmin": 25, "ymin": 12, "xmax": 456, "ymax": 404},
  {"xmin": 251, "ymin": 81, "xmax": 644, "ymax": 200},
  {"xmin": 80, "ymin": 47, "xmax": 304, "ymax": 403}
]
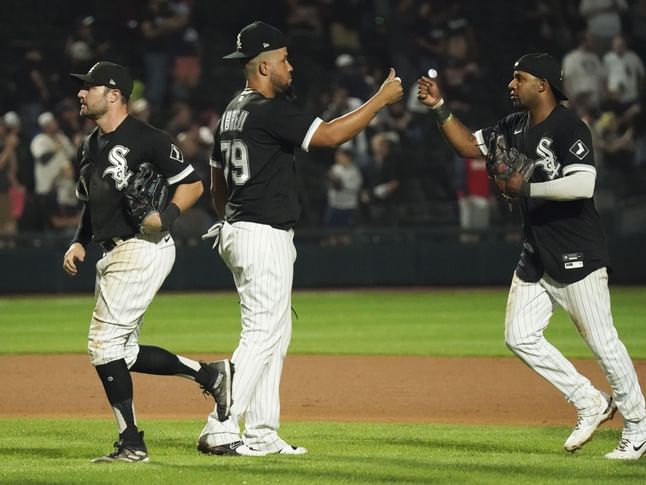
[{"xmin": 1, "ymin": 235, "xmax": 644, "ymax": 293}]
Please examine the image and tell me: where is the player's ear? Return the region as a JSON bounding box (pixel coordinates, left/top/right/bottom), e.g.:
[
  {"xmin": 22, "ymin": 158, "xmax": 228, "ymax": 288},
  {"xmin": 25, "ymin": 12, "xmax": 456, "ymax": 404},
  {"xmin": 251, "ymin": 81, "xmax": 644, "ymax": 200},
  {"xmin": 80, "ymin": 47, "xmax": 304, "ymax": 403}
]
[
  {"xmin": 537, "ymin": 79, "xmax": 547, "ymax": 94},
  {"xmin": 259, "ymin": 60, "xmax": 269, "ymax": 77}
]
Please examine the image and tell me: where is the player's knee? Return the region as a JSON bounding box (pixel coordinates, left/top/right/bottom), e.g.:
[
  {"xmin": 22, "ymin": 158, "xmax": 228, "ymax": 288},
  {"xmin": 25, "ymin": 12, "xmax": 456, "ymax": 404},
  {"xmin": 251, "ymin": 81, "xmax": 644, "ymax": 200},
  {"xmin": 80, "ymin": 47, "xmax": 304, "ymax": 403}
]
[
  {"xmin": 505, "ymin": 326, "xmax": 539, "ymax": 354},
  {"xmin": 88, "ymin": 338, "xmax": 130, "ymax": 367},
  {"xmin": 88, "ymin": 338, "xmax": 106, "ymax": 366}
]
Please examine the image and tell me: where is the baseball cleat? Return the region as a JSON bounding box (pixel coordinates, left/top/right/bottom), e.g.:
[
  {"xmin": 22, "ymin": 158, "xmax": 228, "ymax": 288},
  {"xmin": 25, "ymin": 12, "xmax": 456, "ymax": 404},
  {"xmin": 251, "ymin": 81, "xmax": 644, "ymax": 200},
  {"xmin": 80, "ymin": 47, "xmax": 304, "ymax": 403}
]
[
  {"xmin": 564, "ymin": 393, "xmax": 617, "ymax": 452},
  {"xmin": 276, "ymin": 445, "xmax": 308, "ymax": 455},
  {"xmin": 92, "ymin": 431, "xmax": 149, "ymax": 463},
  {"xmin": 605, "ymin": 436, "xmax": 646, "ymax": 460},
  {"xmin": 197, "ymin": 437, "xmax": 267, "ymax": 457},
  {"xmin": 196, "ymin": 359, "xmax": 234, "ymax": 421}
]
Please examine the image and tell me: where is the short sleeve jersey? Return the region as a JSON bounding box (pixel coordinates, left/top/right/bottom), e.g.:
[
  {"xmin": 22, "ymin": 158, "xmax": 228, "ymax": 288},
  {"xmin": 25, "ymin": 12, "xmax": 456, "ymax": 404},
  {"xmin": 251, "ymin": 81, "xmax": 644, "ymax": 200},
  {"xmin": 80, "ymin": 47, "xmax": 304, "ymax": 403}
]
[
  {"xmin": 475, "ymin": 105, "xmax": 609, "ymax": 283},
  {"xmin": 210, "ymin": 89, "xmax": 322, "ymax": 229},
  {"xmin": 77, "ymin": 115, "xmax": 200, "ymax": 242}
]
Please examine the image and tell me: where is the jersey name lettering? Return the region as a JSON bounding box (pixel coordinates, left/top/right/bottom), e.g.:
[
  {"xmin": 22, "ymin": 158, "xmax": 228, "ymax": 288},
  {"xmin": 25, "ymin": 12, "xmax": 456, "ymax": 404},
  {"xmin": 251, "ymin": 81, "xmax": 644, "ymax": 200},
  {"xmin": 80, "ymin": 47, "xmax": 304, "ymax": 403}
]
[
  {"xmin": 534, "ymin": 137, "xmax": 561, "ymax": 180},
  {"xmin": 221, "ymin": 109, "xmax": 249, "ymax": 133},
  {"xmin": 104, "ymin": 145, "xmax": 133, "ymax": 190}
]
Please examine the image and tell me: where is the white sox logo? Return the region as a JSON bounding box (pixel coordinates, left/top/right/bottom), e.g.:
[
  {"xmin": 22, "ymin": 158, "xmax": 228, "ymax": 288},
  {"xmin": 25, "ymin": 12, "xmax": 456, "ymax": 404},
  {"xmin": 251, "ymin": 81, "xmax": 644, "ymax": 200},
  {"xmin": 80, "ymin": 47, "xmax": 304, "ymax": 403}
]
[
  {"xmin": 104, "ymin": 145, "xmax": 133, "ymax": 190},
  {"xmin": 535, "ymin": 137, "xmax": 561, "ymax": 180}
]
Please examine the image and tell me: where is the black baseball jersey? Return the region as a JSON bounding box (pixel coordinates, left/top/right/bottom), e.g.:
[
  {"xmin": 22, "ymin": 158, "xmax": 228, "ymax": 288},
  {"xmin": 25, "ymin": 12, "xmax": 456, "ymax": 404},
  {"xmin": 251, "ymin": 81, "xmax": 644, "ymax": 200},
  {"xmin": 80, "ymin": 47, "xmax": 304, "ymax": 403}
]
[
  {"xmin": 210, "ymin": 89, "xmax": 321, "ymax": 229},
  {"xmin": 477, "ymin": 105, "xmax": 609, "ymax": 284},
  {"xmin": 73, "ymin": 115, "xmax": 200, "ymax": 244}
]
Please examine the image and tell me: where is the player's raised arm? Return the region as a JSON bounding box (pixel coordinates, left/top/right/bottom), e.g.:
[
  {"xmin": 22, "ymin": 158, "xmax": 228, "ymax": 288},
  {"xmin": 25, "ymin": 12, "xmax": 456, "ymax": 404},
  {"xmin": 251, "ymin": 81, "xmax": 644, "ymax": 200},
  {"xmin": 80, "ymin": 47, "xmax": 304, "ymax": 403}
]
[
  {"xmin": 309, "ymin": 68, "xmax": 403, "ymax": 148},
  {"xmin": 417, "ymin": 75, "xmax": 482, "ymax": 159}
]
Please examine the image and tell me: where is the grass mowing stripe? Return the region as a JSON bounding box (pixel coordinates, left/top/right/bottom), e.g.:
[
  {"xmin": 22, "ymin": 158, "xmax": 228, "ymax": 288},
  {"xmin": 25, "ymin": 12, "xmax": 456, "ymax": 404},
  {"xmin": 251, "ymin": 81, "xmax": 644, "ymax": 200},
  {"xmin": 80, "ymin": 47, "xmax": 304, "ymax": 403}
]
[
  {"xmin": 1, "ymin": 289, "xmax": 645, "ymax": 357},
  {"xmin": 0, "ymin": 419, "xmax": 643, "ymax": 484}
]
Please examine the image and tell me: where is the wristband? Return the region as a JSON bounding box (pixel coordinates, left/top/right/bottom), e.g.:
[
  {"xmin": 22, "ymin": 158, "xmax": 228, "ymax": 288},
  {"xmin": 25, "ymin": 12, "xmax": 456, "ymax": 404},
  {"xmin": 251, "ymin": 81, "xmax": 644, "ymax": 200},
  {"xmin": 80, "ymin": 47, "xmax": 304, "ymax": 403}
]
[
  {"xmin": 160, "ymin": 203, "xmax": 181, "ymax": 230},
  {"xmin": 429, "ymin": 98, "xmax": 452, "ymax": 124},
  {"xmin": 520, "ymin": 182, "xmax": 531, "ymax": 197}
]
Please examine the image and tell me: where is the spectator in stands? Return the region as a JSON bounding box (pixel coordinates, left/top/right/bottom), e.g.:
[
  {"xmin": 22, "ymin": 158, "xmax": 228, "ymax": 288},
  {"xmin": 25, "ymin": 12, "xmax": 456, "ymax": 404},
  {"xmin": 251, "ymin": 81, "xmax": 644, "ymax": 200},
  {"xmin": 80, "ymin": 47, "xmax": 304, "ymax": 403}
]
[
  {"xmin": 130, "ymin": 98, "xmax": 152, "ymax": 123},
  {"xmin": 324, "ymin": 148, "xmax": 363, "ymax": 239},
  {"xmin": 563, "ymin": 31, "xmax": 607, "ymax": 110},
  {"xmin": 169, "ymin": 0, "xmax": 202, "ymax": 101},
  {"xmin": 595, "ymin": 107, "xmax": 644, "ymax": 196},
  {"xmin": 28, "ymin": 112, "xmax": 76, "ymax": 231},
  {"xmin": 322, "ymin": 85, "xmax": 369, "ymax": 166},
  {"xmin": 0, "ymin": 120, "xmax": 24, "ymax": 236},
  {"xmin": 165, "ymin": 101, "xmax": 193, "ymax": 138},
  {"xmin": 579, "ymin": 0, "xmax": 628, "ymax": 55},
  {"xmin": 14, "ymin": 48, "xmax": 53, "ymax": 140},
  {"xmin": 140, "ymin": 0, "xmax": 188, "ymax": 112},
  {"xmin": 454, "ymin": 155, "xmax": 491, "ymax": 243},
  {"xmin": 360, "ymin": 132, "xmax": 401, "ymax": 226},
  {"xmin": 603, "ymin": 34, "xmax": 645, "ymax": 108}
]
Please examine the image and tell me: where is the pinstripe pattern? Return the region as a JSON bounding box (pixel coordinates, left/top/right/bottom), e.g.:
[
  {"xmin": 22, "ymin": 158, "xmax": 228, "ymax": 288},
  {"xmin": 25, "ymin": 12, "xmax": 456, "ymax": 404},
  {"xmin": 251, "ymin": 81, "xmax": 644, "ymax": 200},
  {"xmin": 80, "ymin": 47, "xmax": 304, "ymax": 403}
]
[
  {"xmin": 506, "ymin": 268, "xmax": 646, "ymax": 420},
  {"xmin": 88, "ymin": 233, "xmax": 175, "ymax": 368},
  {"xmin": 199, "ymin": 221, "xmax": 296, "ymax": 452}
]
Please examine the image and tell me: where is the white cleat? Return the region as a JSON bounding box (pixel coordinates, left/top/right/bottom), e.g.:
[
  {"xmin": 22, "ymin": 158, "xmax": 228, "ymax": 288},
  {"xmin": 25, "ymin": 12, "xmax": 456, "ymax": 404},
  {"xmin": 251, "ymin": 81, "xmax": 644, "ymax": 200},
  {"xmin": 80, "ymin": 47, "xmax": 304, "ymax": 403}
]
[
  {"xmin": 277, "ymin": 445, "xmax": 308, "ymax": 455},
  {"xmin": 564, "ymin": 394, "xmax": 617, "ymax": 452},
  {"xmin": 605, "ymin": 436, "xmax": 646, "ymax": 460},
  {"xmin": 197, "ymin": 437, "xmax": 268, "ymax": 457}
]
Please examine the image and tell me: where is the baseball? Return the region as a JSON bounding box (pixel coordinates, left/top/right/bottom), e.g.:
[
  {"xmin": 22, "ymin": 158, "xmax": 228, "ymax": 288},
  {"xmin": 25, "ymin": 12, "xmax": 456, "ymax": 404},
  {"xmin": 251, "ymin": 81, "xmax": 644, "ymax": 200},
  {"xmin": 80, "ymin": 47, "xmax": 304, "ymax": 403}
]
[{"xmin": 427, "ymin": 68, "xmax": 438, "ymax": 79}]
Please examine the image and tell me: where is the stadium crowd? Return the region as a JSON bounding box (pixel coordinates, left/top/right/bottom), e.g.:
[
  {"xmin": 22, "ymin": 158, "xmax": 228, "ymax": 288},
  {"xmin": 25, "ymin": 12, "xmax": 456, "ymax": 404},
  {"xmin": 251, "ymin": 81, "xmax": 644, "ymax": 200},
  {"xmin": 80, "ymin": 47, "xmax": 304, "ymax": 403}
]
[{"xmin": 1, "ymin": 0, "xmax": 645, "ymax": 242}]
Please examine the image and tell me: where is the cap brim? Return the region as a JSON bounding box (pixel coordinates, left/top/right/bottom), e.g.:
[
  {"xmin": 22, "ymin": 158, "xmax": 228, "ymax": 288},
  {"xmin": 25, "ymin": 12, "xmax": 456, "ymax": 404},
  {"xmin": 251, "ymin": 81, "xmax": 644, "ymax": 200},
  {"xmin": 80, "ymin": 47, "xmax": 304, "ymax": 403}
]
[
  {"xmin": 69, "ymin": 73, "xmax": 97, "ymax": 84},
  {"xmin": 222, "ymin": 51, "xmax": 253, "ymax": 60}
]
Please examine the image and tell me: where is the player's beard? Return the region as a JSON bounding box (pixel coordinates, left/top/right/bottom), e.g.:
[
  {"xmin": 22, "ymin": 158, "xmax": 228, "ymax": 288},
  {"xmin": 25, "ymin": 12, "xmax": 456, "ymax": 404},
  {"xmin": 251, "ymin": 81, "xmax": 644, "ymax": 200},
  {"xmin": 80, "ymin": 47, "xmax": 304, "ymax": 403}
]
[
  {"xmin": 271, "ymin": 72, "xmax": 295, "ymax": 100},
  {"xmin": 81, "ymin": 103, "xmax": 108, "ymax": 120}
]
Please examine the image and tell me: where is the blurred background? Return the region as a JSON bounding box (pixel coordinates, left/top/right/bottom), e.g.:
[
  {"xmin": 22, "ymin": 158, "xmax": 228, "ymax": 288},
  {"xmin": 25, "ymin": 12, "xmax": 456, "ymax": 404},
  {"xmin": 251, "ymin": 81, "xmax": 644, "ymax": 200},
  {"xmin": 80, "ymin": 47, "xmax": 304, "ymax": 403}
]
[{"xmin": 0, "ymin": 0, "xmax": 645, "ymax": 292}]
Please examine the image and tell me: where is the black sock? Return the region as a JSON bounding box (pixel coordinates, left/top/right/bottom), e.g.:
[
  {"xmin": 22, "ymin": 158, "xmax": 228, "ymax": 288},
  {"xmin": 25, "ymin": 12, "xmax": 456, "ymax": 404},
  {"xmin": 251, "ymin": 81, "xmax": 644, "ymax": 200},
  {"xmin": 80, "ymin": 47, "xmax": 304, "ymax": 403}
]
[
  {"xmin": 131, "ymin": 345, "xmax": 198, "ymax": 379},
  {"xmin": 95, "ymin": 359, "xmax": 138, "ymax": 439}
]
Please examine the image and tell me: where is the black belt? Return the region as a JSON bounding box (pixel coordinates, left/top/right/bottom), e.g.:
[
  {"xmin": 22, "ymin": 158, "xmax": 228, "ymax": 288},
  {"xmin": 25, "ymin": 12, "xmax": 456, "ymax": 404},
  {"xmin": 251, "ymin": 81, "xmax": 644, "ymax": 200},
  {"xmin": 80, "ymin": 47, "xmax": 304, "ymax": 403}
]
[{"xmin": 99, "ymin": 234, "xmax": 135, "ymax": 252}]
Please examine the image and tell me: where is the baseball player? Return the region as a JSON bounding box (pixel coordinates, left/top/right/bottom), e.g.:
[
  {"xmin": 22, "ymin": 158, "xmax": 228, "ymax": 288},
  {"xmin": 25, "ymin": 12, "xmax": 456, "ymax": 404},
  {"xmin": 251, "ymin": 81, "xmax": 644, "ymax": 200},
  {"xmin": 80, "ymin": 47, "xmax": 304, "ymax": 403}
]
[
  {"xmin": 62, "ymin": 61, "xmax": 232, "ymax": 463},
  {"xmin": 197, "ymin": 21, "xmax": 403, "ymax": 456},
  {"xmin": 417, "ymin": 52, "xmax": 646, "ymax": 459}
]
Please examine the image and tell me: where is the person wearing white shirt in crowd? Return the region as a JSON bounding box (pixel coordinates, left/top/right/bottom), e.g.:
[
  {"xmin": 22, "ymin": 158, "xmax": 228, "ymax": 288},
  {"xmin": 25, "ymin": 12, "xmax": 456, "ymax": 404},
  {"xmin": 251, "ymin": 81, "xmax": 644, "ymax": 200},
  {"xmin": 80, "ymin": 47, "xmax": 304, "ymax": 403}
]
[
  {"xmin": 30, "ymin": 112, "xmax": 76, "ymax": 198},
  {"xmin": 603, "ymin": 34, "xmax": 645, "ymax": 106},
  {"xmin": 562, "ymin": 31, "xmax": 607, "ymax": 109}
]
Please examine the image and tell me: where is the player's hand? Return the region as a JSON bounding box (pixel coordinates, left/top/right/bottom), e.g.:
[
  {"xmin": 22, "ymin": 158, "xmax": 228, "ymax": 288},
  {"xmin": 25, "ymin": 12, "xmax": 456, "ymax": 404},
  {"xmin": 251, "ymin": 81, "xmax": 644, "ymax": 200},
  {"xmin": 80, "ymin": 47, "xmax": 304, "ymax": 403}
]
[
  {"xmin": 140, "ymin": 211, "xmax": 162, "ymax": 233},
  {"xmin": 417, "ymin": 76, "xmax": 442, "ymax": 107},
  {"xmin": 63, "ymin": 242, "xmax": 86, "ymax": 277},
  {"xmin": 377, "ymin": 68, "xmax": 404, "ymax": 105}
]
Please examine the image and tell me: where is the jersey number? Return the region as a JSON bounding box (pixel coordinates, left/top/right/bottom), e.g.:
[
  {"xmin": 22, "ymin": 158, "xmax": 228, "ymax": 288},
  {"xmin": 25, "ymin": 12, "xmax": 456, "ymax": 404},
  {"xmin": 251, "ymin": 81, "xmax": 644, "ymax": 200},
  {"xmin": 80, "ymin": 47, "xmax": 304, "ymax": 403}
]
[{"xmin": 221, "ymin": 139, "xmax": 249, "ymax": 185}]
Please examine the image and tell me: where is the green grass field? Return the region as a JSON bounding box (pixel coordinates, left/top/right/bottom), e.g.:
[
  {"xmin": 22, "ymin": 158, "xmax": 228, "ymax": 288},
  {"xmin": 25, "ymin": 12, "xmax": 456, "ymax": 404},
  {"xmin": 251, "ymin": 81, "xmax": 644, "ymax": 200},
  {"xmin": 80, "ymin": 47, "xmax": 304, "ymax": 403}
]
[{"xmin": 1, "ymin": 288, "xmax": 645, "ymax": 483}]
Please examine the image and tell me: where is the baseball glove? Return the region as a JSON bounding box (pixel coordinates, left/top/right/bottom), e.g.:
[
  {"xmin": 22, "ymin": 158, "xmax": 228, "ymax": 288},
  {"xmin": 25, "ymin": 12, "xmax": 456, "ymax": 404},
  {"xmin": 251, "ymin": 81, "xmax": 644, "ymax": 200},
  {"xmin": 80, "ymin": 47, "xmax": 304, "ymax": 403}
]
[
  {"xmin": 486, "ymin": 132, "xmax": 535, "ymax": 198},
  {"xmin": 487, "ymin": 132, "xmax": 535, "ymax": 181},
  {"xmin": 124, "ymin": 162, "xmax": 169, "ymax": 231}
]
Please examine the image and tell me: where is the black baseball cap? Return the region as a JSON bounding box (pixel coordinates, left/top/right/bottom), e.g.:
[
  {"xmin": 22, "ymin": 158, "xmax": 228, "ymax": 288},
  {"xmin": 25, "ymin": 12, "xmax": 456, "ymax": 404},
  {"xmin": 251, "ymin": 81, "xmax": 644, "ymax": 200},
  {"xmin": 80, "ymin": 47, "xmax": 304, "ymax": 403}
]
[
  {"xmin": 223, "ymin": 21, "xmax": 287, "ymax": 60},
  {"xmin": 513, "ymin": 52, "xmax": 568, "ymax": 101},
  {"xmin": 70, "ymin": 61, "xmax": 133, "ymax": 99}
]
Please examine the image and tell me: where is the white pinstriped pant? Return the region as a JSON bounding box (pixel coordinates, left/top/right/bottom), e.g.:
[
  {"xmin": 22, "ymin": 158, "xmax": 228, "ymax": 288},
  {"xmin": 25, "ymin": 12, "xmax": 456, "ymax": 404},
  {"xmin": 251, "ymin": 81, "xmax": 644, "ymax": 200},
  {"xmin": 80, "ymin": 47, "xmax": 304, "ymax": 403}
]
[
  {"xmin": 505, "ymin": 267, "xmax": 646, "ymax": 421},
  {"xmin": 87, "ymin": 232, "xmax": 175, "ymax": 368},
  {"xmin": 200, "ymin": 221, "xmax": 296, "ymax": 452}
]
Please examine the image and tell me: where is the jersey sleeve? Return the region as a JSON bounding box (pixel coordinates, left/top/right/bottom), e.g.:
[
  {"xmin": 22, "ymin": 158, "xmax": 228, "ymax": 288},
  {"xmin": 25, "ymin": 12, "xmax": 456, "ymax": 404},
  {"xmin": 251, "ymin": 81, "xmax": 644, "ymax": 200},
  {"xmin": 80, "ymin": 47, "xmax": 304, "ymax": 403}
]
[
  {"xmin": 210, "ymin": 120, "xmax": 223, "ymax": 169},
  {"xmin": 559, "ymin": 119, "xmax": 596, "ymax": 176},
  {"xmin": 473, "ymin": 114, "xmax": 520, "ymax": 157},
  {"xmin": 473, "ymin": 122, "xmax": 505, "ymax": 157},
  {"xmin": 265, "ymin": 98, "xmax": 322, "ymax": 152},
  {"xmin": 150, "ymin": 130, "xmax": 200, "ymax": 185}
]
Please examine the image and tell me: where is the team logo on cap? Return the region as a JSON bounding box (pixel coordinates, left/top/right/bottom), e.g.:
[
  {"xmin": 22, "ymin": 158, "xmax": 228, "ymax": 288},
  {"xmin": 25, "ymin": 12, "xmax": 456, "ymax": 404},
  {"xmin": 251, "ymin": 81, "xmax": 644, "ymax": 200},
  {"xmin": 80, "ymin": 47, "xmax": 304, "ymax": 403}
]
[
  {"xmin": 236, "ymin": 32, "xmax": 242, "ymax": 50},
  {"xmin": 109, "ymin": 78, "xmax": 116, "ymax": 85},
  {"xmin": 263, "ymin": 42, "xmax": 270, "ymax": 48}
]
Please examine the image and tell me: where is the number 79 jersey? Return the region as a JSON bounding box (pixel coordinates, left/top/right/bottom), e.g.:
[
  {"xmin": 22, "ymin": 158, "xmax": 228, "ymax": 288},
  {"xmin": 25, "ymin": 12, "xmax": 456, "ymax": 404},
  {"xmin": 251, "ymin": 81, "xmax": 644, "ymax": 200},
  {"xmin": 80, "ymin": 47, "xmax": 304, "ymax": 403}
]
[{"xmin": 210, "ymin": 89, "xmax": 322, "ymax": 230}]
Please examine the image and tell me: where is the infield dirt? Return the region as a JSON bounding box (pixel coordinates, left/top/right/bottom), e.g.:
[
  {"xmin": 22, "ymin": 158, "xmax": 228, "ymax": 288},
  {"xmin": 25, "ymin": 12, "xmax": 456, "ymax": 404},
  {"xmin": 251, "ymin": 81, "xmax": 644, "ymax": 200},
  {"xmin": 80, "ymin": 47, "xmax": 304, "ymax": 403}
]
[{"xmin": 2, "ymin": 354, "xmax": 644, "ymax": 428}]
